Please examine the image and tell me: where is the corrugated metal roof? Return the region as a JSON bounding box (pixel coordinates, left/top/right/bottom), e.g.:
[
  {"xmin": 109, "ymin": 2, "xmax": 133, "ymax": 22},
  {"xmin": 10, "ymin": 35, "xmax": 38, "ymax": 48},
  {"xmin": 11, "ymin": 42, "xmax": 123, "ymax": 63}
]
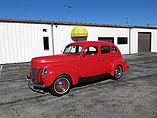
[
  {"xmin": 0, "ymin": 18, "xmax": 52, "ymax": 24},
  {"xmin": 0, "ymin": 18, "xmax": 157, "ymax": 29}
]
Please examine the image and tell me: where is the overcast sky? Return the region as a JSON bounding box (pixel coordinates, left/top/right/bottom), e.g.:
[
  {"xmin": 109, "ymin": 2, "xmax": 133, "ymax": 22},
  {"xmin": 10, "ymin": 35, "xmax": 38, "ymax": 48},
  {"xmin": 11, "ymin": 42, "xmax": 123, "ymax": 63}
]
[{"xmin": 0, "ymin": 0, "xmax": 157, "ymax": 26}]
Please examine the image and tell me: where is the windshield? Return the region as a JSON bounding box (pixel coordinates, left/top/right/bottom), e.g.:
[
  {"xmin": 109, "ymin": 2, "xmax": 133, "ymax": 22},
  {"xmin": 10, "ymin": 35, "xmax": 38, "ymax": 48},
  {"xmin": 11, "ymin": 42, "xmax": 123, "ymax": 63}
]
[{"xmin": 63, "ymin": 45, "xmax": 82, "ymax": 55}]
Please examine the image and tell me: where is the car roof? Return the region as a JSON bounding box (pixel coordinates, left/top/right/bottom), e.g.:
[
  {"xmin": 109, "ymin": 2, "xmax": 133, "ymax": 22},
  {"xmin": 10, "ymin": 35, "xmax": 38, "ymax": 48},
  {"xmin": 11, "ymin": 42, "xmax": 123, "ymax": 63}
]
[{"xmin": 68, "ymin": 41, "xmax": 114, "ymax": 46}]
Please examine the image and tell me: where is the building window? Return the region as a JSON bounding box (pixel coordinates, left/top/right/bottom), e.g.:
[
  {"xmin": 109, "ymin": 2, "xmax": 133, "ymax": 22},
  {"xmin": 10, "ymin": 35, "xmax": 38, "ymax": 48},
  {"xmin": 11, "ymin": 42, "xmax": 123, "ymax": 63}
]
[
  {"xmin": 101, "ymin": 46, "xmax": 110, "ymax": 54},
  {"xmin": 43, "ymin": 29, "xmax": 47, "ymax": 32},
  {"xmin": 98, "ymin": 37, "xmax": 114, "ymax": 44},
  {"xmin": 117, "ymin": 37, "xmax": 128, "ymax": 44},
  {"xmin": 43, "ymin": 37, "xmax": 49, "ymax": 50}
]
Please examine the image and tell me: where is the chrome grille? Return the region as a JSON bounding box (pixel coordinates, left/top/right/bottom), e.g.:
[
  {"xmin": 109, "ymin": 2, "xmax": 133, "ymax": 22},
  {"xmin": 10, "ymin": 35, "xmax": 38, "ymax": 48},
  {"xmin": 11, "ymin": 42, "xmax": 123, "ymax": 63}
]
[{"xmin": 32, "ymin": 68, "xmax": 39, "ymax": 80}]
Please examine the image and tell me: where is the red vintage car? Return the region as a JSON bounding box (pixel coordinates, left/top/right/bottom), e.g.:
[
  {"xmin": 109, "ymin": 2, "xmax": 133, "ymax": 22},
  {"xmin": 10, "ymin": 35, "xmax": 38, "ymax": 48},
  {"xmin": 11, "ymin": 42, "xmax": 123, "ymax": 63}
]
[{"xmin": 26, "ymin": 41, "xmax": 128, "ymax": 96}]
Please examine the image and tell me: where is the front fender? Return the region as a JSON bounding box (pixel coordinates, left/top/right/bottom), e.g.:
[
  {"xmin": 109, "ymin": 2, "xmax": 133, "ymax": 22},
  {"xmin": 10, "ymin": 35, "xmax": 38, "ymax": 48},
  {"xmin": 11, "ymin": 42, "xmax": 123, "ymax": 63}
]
[{"xmin": 42, "ymin": 65, "xmax": 80, "ymax": 87}]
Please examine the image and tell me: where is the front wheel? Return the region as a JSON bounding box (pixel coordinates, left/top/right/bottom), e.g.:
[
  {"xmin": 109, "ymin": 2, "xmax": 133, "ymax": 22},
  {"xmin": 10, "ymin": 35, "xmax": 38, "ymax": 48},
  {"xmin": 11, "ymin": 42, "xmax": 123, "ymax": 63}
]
[
  {"xmin": 113, "ymin": 65, "xmax": 123, "ymax": 80},
  {"xmin": 49, "ymin": 75, "xmax": 72, "ymax": 96}
]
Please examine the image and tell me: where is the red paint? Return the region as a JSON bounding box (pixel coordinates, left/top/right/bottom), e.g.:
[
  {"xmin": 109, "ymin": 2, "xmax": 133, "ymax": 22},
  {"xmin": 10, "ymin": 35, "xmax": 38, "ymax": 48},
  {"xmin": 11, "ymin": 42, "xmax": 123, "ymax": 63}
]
[{"xmin": 29, "ymin": 41, "xmax": 128, "ymax": 87}]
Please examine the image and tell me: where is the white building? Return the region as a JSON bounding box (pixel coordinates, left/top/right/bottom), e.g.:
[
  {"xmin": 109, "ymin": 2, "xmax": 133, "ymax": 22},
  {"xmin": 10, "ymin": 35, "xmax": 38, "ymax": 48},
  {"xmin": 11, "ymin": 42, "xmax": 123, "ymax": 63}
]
[{"xmin": 0, "ymin": 19, "xmax": 157, "ymax": 64}]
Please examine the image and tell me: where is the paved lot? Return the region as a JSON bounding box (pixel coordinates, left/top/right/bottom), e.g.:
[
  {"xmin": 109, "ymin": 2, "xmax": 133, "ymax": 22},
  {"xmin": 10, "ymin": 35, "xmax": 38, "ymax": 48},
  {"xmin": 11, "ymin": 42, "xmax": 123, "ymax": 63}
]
[{"xmin": 0, "ymin": 52, "xmax": 157, "ymax": 118}]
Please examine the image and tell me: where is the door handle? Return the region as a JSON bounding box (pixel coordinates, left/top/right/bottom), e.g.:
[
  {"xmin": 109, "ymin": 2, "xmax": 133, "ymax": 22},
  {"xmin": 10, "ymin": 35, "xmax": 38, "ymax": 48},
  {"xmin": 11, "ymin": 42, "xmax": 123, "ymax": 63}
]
[
  {"xmin": 101, "ymin": 58, "xmax": 104, "ymax": 61},
  {"xmin": 97, "ymin": 58, "xmax": 104, "ymax": 61}
]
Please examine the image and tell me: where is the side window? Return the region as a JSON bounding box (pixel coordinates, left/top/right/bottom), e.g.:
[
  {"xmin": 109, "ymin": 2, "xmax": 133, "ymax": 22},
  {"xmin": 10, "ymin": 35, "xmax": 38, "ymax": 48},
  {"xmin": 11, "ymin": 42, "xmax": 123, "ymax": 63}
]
[
  {"xmin": 101, "ymin": 46, "xmax": 110, "ymax": 54},
  {"xmin": 112, "ymin": 46, "xmax": 117, "ymax": 53},
  {"xmin": 63, "ymin": 45, "xmax": 82, "ymax": 54},
  {"xmin": 84, "ymin": 46, "xmax": 98, "ymax": 55}
]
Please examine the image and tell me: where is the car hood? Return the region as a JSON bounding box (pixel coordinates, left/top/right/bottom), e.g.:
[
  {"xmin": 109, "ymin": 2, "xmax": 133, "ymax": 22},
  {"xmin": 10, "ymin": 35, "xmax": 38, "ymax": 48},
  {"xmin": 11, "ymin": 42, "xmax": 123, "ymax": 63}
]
[{"xmin": 31, "ymin": 54, "xmax": 80, "ymax": 67}]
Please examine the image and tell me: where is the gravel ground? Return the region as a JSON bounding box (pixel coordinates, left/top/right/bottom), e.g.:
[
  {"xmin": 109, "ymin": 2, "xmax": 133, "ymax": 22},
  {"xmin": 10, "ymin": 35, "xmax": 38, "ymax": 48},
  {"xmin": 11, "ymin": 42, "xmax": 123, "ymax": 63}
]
[{"xmin": 0, "ymin": 52, "xmax": 157, "ymax": 118}]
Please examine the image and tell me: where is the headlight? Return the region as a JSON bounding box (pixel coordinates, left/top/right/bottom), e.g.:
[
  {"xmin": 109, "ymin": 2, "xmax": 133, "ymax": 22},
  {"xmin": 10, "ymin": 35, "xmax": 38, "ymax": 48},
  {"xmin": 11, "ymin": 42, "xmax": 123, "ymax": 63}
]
[{"xmin": 42, "ymin": 68, "xmax": 47, "ymax": 78}]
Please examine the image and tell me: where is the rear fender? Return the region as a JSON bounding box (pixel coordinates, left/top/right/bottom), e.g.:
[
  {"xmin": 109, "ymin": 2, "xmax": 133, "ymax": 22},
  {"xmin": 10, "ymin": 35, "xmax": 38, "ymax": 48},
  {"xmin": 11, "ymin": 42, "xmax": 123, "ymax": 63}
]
[
  {"xmin": 110, "ymin": 59, "xmax": 128, "ymax": 76},
  {"xmin": 42, "ymin": 65, "xmax": 80, "ymax": 87}
]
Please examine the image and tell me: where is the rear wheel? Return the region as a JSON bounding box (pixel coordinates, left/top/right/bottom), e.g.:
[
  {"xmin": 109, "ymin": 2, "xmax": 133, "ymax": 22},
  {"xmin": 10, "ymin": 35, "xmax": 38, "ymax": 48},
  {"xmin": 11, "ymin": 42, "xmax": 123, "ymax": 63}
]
[
  {"xmin": 49, "ymin": 75, "xmax": 72, "ymax": 96},
  {"xmin": 113, "ymin": 65, "xmax": 123, "ymax": 80}
]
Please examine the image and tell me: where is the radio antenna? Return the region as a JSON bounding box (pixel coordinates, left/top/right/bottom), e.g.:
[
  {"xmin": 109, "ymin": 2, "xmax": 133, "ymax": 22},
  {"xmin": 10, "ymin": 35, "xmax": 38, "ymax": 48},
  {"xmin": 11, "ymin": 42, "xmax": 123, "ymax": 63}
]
[{"xmin": 64, "ymin": 5, "xmax": 73, "ymax": 22}]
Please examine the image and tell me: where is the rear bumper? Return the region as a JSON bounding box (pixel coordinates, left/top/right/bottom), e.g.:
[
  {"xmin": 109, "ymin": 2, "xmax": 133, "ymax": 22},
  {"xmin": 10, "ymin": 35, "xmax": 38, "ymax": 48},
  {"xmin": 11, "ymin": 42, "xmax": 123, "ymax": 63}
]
[{"xmin": 25, "ymin": 75, "xmax": 45, "ymax": 89}]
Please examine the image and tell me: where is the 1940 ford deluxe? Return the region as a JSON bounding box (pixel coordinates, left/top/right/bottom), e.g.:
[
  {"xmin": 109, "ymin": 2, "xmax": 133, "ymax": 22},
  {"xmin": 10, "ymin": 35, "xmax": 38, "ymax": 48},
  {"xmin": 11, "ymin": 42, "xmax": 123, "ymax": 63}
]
[{"xmin": 26, "ymin": 41, "xmax": 128, "ymax": 96}]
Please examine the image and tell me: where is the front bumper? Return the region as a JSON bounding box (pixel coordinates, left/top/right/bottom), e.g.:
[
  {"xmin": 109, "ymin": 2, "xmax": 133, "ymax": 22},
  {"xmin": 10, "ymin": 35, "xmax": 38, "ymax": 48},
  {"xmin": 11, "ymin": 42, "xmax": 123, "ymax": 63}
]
[
  {"xmin": 25, "ymin": 76, "xmax": 46, "ymax": 93},
  {"xmin": 25, "ymin": 75, "xmax": 45, "ymax": 88}
]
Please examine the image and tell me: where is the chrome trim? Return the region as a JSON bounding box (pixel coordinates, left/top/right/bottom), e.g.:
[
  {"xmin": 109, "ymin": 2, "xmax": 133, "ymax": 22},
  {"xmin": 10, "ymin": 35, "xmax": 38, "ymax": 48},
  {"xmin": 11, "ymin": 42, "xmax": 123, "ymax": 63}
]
[
  {"xmin": 25, "ymin": 75, "xmax": 30, "ymax": 81},
  {"xmin": 25, "ymin": 76, "xmax": 45, "ymax": 88},
  {"xmin": 32, "ymin": 68, "xmax": 39, "ymax": 79}
]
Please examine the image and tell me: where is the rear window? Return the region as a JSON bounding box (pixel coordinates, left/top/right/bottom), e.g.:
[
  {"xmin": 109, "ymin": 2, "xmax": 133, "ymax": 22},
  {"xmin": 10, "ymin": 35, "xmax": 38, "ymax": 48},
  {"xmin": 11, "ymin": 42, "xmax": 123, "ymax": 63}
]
[
  {"xmin": 112, "ymin": 46, "xmax": 117, "ymax": 53},
  {"xmin": 101, "ymin": 46, "xmax": 110, "ymax": 54}
]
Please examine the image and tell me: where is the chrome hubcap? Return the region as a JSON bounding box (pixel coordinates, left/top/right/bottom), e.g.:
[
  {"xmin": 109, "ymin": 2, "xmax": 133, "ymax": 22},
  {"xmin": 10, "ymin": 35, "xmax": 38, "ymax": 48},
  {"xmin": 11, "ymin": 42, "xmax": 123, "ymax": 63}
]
[
  {"xmin": 58, "ymin": 81, "xmax": 65, "ymax": 88},
  {"xmin": 115, "ymin": 66, "xmax": 122, "ymax": 78},
  {"xmin": 54, "ymin": 78, "xmax": 70, "ymax": 94}
]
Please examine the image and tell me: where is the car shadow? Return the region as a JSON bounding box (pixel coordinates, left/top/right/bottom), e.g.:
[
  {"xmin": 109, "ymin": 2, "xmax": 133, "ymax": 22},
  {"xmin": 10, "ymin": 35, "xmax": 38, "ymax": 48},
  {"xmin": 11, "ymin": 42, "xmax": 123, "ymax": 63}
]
[
  {"xmin": 29, "ymin": 74, "xmax": 113, "ymax": 95},
  {"xmin": 74, "ymin": 74, "xmax": 112, "ymax": 88}
]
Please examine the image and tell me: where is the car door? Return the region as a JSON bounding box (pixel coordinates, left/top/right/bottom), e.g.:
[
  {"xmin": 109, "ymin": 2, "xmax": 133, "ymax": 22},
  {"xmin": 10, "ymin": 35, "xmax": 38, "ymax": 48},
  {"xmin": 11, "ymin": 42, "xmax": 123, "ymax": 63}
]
[
  {"xmin": 100, "ymin": 45, "xmax": 112, "ymax": 74},
  {"xmin": 79, "ymin": 46, "xmax": 101, "ymax": 77}
]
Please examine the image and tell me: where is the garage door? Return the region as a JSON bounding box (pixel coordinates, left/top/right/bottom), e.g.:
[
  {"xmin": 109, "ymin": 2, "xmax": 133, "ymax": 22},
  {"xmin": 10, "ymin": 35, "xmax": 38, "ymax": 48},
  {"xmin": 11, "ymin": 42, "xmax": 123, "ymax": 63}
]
[
  {"xmin": 138, "ymin": 32, "xmax": 151, "ymax": 52},
  {"xmin": 98, "ymin": 37, "xmax": 114, "ymax": 44}
]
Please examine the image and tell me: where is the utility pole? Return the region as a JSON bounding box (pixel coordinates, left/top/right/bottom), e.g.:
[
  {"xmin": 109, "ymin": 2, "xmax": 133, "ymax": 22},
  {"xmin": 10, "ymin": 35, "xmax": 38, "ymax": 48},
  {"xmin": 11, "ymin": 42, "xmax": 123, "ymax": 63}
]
[{"xmin": 64, "ymin": 5, "xmax": 73, "ymax": 22}]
